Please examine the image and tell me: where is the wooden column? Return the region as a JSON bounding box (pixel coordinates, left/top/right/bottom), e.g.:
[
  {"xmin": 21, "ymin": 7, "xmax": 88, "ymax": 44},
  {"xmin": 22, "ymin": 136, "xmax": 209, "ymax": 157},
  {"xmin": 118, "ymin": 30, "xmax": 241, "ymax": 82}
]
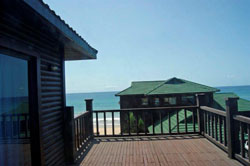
[
  {"xmin": 85, "ymin": 99, "xmax": 94, "ymax": 137},
  {"xmin": 226, "ymin": 97, "xmax": 239, "ymax": 159},
  {"xmin": 64, "ymin": 106, "xmax": 76, "ymax": 164},
  {"xmin": 196, "ymin": 94, "xmax": 207, "ymax": 135}
]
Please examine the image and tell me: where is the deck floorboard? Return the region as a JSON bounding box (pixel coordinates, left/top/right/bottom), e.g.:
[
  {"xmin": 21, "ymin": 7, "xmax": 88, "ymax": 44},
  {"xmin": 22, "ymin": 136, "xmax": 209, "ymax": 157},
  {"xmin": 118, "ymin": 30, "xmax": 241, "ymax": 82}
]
[{"xmin": 78, "ymin": 135, "xmax": 242, "ymax": 166}]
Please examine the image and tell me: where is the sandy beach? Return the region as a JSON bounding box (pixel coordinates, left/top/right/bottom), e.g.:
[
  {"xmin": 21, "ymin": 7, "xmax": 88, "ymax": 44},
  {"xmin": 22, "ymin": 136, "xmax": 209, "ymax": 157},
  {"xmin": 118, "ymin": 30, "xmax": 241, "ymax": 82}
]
[{"xmin": 94, "ymin": 125, "xmax": 121, "ymax": 135}]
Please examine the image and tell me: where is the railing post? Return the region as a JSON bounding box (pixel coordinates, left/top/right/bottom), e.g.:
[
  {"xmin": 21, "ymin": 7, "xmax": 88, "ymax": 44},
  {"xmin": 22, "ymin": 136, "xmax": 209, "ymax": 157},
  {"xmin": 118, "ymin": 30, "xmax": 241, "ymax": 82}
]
[
  {"xmin": 65, "ymin": 106, "xmax": 76, "ymax": 164},
  {"xmin": 225, "ymin": 97, "xmax": 239, "ymax": 159},
  {"xmin": 196, "ymin": 94, "xmax": 206, "ymax": 135},
  {"xmin": 85, "ymin": 99, "xmax": 94, "ymax": 137}
]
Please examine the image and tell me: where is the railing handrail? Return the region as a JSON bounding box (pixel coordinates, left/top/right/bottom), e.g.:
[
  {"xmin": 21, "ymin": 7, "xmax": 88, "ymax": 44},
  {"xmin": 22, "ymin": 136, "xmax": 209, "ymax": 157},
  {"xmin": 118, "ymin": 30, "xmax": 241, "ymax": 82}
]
[
  {"xmin": 93, "ymin": 105, "xmax": 199, "ymax": 113},
  {"xmin": 200, "ymin": 106, "xmax": 226, "ymax": 117},
  {"xmin": 233, "ymin": 115, "xmax": 250, "ymax": 125},
  {"xmin": 0, "ymin": 113, "xmax": 29, "ymax": 116},
  {"xmin": 74, "ymin": 111, "xmax": 91, "ymax": 120}
]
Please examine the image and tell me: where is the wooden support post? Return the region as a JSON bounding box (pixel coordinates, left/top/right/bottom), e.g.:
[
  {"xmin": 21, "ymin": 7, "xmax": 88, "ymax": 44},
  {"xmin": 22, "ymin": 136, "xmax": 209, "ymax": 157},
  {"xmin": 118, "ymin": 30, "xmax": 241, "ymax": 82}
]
[
  {"xmin": 226, "ymin": 97, "xmax": 239, "ymax": 159},
  {"xmin": 65, "ymin": 106, "xmax": 76, "ymax": 164},
  {"xmin": 196, "ymin": 94, "xmax": 206, "ymax": 135},
  {"xmin": 85, "ymin": 99, "xmax": 94, "ymax": 137}
]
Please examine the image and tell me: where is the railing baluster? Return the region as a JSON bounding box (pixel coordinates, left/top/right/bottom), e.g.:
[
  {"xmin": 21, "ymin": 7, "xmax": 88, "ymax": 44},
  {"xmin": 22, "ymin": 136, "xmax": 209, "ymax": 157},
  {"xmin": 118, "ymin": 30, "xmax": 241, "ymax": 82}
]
[
  {"xmin": 83, "ymin": 117, "xmax": 86, "ymax": 140},
  {"xmin": 215, "ymin": 115, "xmax": 218, "ymax": 141},
  {"xmin": 160, "ymin": 110, "xmax": 163, "ymax": 134},
  {"xmin": 184, "ymin": 109, "xmax": 187, "ymax": 133},
  {"xmin": 10, "ymin": 115, "xmax": 13, "ymax": 139},
  {"xmin": 211, "ymin": 114, "xmax": 214, "ymax": 138},
  {"xmin": 17, "ymin": 115, "xmax": 20, "ymax": 139},
  {"xmin": 136, "ymin": 111, "xmax": 139, "ymax": 135},
  {"xmin": 2, "ymin": 115, "xmax": 6, "ymax": 138},
  {"xmin": 83, "ymin": 117, "xmax": 85, "ymax": 143},
  {"xmin": 25, "ymin": 114, "xmax": 28, "ymax": 138},
  {"xmin": 192, "ymin": 109, "xmax": 196, "ymax": 132},
  {"xmin": 219, "ymin": 116, "xmax": 222, "ymax": 143},
  {"xmin": 74, "ymin": 121, "xmax": 77, "ymax": 150},
  {"xmin": 76, "ymin": 119, "xmax": 79, "ymax": 149},
  {"xmin": 224, "ymin": 117, "xmax": 227, "ymax": 146},
  {"xmin": 208, "ymin": 113, "xmax": 211, "ymax": 136},
  {"xmin": 128, "ymin": 111, "xmax": 131, "ymax": 135},
  {"xmin": 112, "ymin": 111, "xmax": 115, "ymax": 136},
  {"xmin": 176, "ymin": 110, "xmax": 179, "ymax": 133},
  {"xmin": 204, "ymin": 111, "xmax": 207, "ymax": 134},
  {"xmin": 104, "ymin": 112, "xmax": 107, "ymax": 136},
  {"xmin": 240, "ymin": 122, "xmax": 245, "ymax": 158},
  {"xmin": 96, "ymin": 112, "xmax": 99, "ymax": 136},
  {"xmin": 79, "ymin": 117, "xmax": 82, "ymax": 145},
  {"xmin": 78, "ymin": 119, "xmax": 81, "ymax": 147},
  {"xmin": 143, "ymin": 111, "xmax": 147, "ymax": 135},
  {"xmin": 169, "ymin": 111, "xmax": 171, "ymax": 134},
  {"xmin": 248, "ymin": 124, "xmax": 250, "ymax": 162},
  {"xmin": 120, "ymin": 111, "xmax": 123, "ymax": 136},
  {"xmin": 152, "ymin": 111, "xmax": 155, "ymax": 135}
]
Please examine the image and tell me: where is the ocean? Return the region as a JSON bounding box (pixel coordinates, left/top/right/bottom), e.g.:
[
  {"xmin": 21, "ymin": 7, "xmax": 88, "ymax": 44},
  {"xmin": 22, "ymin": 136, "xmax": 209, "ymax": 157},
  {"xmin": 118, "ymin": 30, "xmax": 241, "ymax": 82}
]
[{"xmin": 66, "ymin": 85, "xmax": 250, "ymax": 117}]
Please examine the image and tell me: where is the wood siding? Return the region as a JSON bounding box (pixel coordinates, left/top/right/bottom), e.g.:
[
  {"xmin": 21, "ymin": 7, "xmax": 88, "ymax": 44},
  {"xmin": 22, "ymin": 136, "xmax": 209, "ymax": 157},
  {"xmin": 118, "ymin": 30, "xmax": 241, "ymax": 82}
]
[
  {"xmin": 40, "ymin": 49, "xmax": 65, "ymax": 166},
  {"xmin": 0, "ymin": 1, "xmax": 66, "ymax": 165}
]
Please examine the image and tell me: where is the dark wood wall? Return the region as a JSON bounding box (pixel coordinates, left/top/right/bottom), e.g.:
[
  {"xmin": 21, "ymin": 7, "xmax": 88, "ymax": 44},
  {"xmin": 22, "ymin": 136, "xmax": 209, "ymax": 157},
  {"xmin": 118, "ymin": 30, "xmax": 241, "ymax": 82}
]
[
  {"xmin": 40, "ymin": 46, "xmax": 65, "ymax": 166},
  {"xmin": 0, "ymin": 1, "xmax": 66, "ymax": 165},
  {"xmin": 119, "ymin": 93, "xmax": 213, "ymax": 109}
]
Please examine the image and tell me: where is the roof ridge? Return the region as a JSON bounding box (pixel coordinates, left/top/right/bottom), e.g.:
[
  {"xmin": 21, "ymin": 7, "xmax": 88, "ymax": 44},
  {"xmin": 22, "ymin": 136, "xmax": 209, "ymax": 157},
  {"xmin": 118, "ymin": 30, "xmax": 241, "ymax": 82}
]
[
  {"xmin": 132, "ymin": 80, "xmax": 165, "ymax": 83},
  {"xmin": 146, "ymin": 80, "xmax": 167, "ymax": 95},
  {"xmin": 180, "ymin": 78, "xmax": 219, "ymax": 91}
]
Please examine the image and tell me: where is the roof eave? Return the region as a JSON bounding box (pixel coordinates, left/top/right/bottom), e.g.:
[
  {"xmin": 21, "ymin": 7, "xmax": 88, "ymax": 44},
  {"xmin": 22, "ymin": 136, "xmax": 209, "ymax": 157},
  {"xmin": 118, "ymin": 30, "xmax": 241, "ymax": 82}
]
[{"xmin": 23, "ymin": 0, "xmax": 98, "ymax": 60}]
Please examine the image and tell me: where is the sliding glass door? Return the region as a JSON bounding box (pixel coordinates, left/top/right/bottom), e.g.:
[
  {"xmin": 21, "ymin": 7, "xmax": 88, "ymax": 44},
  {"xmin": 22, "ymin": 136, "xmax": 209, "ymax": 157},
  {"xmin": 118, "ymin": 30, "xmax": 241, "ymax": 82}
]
[{"xmin": 0, "ymin": 54, "xmax": 31, "ymax": 165}]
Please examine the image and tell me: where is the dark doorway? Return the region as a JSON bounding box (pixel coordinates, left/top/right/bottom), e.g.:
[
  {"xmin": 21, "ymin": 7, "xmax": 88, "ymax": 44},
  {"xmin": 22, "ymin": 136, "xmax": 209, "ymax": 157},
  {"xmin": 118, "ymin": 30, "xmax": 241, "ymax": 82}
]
[{"xmin": 0, "ymin": 54, "xmax": 32, "ymax": 165}]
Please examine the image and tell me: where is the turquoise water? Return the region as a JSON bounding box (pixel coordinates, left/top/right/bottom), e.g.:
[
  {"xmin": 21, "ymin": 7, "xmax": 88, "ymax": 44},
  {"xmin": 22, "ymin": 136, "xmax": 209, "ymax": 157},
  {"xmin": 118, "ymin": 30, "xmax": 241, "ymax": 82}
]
[
  {"xmin": 66, "ymin": 85, "xmax": 250, "ymax": 116},
  {"xmin": 66, "ymin": 91, "xmax": 120, "ymax": 116},
  {"xmin": 217, "ymin": 85, "xmax": 250, "ymax": 101}
]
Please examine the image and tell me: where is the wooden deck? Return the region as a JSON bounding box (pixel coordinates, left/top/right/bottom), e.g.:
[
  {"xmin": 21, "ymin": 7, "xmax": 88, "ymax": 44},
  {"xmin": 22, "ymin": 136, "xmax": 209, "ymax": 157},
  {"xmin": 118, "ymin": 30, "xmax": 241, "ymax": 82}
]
[{"xmin": 77, "ymin": 135, "xmax": 242, "ymax": 166}]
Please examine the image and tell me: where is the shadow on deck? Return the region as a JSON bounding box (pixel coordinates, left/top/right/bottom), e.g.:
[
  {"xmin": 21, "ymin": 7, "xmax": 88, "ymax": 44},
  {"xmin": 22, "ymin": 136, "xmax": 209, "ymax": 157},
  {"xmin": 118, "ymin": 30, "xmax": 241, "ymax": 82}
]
[{"xmin": 73, "ymin": 135, "xmax": 242, "ymax": 166}]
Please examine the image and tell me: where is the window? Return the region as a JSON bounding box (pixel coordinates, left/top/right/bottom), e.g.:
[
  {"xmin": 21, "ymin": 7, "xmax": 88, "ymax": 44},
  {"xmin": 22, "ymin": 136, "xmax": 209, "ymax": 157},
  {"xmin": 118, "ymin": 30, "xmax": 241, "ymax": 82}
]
[
  {"xmin": 141, "ymin": 97, "xmax": 148, "ymax": 106},
  {"xmin": 164, "ymin": 97, "xmax": 176, "ymax": 105},
  {"xmin": 181, "ymin": 95, "xmax": 195, "ymax": 105},
  {"xmin": 154, "ymin": 98, "xmax": 160, "ymax": 106}
]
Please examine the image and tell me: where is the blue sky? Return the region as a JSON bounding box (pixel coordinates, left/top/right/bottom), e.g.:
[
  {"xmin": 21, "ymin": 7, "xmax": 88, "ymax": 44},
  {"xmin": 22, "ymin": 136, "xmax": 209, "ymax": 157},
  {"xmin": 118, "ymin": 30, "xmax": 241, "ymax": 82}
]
[{"xmin": 44, "ymin": 0, "xmax": 250, "ymax": 93}]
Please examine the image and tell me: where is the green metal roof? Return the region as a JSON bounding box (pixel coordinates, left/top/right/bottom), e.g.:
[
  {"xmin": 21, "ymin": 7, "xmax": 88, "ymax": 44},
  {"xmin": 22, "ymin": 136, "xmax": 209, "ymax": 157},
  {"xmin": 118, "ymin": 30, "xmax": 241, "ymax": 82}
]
[
  {"xmin": 212, "ymin": 93, "xmax": 250, "ymax": 112},
  {"xmin": 116, "ymin": 77, "xmax": 219, "ymax": 96},
  {"xmin": 149, "ymin": 93, "xmax": 250, "ymax": 133},
  {"xmin": 148, "ymin": 109, "xmax": 198, "ymax": 133}
]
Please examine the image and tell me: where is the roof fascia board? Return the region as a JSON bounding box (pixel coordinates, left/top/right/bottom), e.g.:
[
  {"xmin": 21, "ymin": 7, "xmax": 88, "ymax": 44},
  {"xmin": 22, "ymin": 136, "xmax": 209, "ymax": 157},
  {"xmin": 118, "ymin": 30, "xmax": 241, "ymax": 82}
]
[{"xmin": 23, "ymin": 0, "xmax": 97, "ymax": 59}]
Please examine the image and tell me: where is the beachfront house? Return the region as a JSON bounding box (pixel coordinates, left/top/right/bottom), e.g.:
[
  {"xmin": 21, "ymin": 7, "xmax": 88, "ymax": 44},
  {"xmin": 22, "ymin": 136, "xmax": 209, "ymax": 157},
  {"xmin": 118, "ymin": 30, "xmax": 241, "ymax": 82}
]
[
  {"xmin": 116, "ymin": 77, "xmax": 250, "ymax": 134},
  {"xmin": 116, "ymin": 77, "xmax": 219, "ymax": 108},
  {"xmin": 0, "ymin": 0, "xmax": 97, "ymax": 165}
]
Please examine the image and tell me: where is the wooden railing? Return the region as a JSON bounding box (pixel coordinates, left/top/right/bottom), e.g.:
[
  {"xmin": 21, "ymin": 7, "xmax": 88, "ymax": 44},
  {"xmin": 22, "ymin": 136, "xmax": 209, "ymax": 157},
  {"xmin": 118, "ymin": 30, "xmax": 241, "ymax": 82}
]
[
  {"xmin": 233, "ymin": 115, "xmax": 250, "ymax": 165},
  {"xmin": 93, "ymin": 106, "xmax": 199, "ymax": 137},
  {"xmin": 65, "ymin": 95, "xmax": 250, "ymax": 166},
  {"xmin": 200, "ymin": 106, "xmax": 228, "ymax": 151},
  {"xmin": 198, "ymin": 95, "xmax": 250, "ymax": 166},
  {"xmin": 0, "ymin": 113, "xmax": 30, "ymax": 140},
  {"xmin": 64, "ymin": 99, "xmax": 94, "ymax": 164},
  {"xmin": 74, "ymin": 111, "xmax": 93, "ymax": 152}
]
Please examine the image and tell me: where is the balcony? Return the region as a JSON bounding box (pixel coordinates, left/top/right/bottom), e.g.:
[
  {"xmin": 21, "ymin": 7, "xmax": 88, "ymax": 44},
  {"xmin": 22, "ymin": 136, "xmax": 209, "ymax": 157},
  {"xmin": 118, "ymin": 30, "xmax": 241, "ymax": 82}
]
[
  {"xmin": 64, "ymin": 96, "xmax": 250, "ymax": 166},
  {"xmin": 79, "ymin": 135, "xmax": 240, "ymax": 166}
]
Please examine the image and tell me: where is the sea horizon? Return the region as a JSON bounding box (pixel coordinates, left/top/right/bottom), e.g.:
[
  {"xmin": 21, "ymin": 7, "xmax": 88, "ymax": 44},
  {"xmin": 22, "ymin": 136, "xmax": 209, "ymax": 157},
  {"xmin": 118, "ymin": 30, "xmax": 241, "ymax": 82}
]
[{"xmin": 66, "ymin": 84, "xmax": 250, "ymax": 95}]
